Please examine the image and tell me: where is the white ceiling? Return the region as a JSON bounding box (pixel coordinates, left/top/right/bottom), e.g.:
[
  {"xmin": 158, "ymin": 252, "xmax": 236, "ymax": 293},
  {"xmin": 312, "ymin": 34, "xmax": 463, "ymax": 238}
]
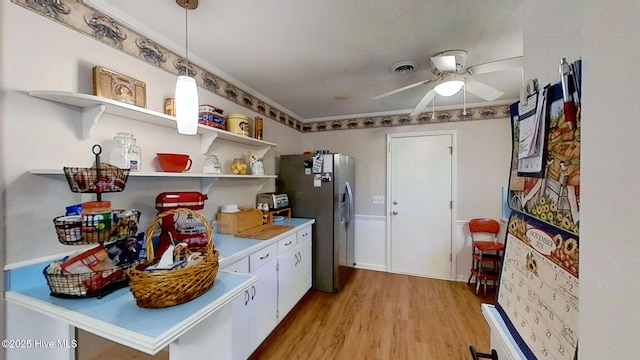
[{"xmin": 86, "ymin": 0, "xmax": 524, "ymax": 122}]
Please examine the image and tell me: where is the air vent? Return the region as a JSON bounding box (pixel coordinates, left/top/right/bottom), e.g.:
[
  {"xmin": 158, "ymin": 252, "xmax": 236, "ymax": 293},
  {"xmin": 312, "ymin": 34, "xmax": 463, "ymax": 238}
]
[{"xmin": 391, "ymin": 61, "xmax": 419, "ymax": 74}]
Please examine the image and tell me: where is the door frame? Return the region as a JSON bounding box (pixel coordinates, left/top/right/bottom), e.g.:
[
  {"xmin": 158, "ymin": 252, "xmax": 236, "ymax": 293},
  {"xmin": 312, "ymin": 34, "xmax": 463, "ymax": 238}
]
[{"xmin": 385, "ymin": 130, "xmax": 458, "ymax": 280}]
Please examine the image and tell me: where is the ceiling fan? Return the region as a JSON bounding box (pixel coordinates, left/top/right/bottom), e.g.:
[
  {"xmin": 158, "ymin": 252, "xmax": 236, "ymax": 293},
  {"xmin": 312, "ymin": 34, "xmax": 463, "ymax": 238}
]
[{"xmin": 373, "ymin": 49, "xmax": 523, "ymax": 116}]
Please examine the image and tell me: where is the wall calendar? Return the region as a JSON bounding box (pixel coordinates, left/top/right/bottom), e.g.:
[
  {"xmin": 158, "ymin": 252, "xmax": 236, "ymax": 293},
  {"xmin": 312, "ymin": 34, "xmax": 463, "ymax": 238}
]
[
  {"xmin": 499, "ymin": 60, "xmax": 581, "ymax": 359},
  {"xmin": 497, "ymin": 212, "xmax": 579, "ymax": 360}
]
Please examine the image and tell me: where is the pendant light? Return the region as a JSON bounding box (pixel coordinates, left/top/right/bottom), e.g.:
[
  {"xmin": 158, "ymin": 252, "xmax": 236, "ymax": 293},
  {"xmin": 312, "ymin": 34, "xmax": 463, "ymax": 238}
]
[{"xmin": 175, "ymin": 0, "xmax": 199, "ymax": 135}]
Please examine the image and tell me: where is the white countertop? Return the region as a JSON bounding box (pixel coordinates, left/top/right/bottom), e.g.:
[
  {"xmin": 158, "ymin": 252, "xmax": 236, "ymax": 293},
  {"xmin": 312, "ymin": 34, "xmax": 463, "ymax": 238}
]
[{"xmin": 481, "ymin": 304, "xmax": 528, "ymax": 360}]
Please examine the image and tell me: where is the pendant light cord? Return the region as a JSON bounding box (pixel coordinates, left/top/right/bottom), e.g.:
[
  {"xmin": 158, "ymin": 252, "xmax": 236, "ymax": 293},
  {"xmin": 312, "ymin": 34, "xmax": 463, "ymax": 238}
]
[{"xmin": 184, "ymin": 3, "xmax": 189, "ymax": 76}]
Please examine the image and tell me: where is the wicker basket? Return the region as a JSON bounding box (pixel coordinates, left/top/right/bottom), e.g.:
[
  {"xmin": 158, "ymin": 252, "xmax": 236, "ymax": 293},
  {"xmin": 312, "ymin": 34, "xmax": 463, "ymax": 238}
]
[
  {"xmin": 53, "ymin": 209, "xmax": 140, "ymax": 245},
  {"xmin": 64, "ymin": 165, "xmax": 129, "ymax": 193},
  {"xmin": 43, "ymin": 259, "xmax": 141, "ymax": 298},
  {"xmin": 128, "ymin": 208, "xmax": 219, "ymax": 308}
]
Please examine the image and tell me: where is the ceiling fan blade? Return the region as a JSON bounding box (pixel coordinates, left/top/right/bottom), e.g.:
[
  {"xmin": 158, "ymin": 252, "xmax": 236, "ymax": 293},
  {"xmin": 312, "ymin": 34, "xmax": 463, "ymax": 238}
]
[
  {"xmin": 430, "ymin": 55, "xmax": 457, "ymax": 73},
  {"xmin": 409, "ymin": 90, "xmax": 435, "ymax": 117},
  {"xmin": 466, "ymin": 56, "xmax": 523, "ymax": 75},
  {"xmin": 465, "ymin": 78, "xmax": 504, "ymax": 101},
  {"xmin": 372, "ymin": 79, "xmax": 435, "ymax": 100}
]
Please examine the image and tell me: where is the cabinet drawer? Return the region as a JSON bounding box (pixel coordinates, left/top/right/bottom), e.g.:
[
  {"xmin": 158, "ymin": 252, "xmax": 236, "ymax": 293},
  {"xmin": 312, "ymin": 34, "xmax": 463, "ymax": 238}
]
[
  {"xmin": 297, "ymin": 226, "xmax": 312, "ymax": 244},
  {"xmin": 278, "ymin": 234, "xmax": 297, "ymax": 254},
  {"xmin": 249, "ymin": 243, "xmax": 278, "ymax": 272},
  {"xmin": 221, "ymin": 256, "xmax": 249, "ymax": 273}
]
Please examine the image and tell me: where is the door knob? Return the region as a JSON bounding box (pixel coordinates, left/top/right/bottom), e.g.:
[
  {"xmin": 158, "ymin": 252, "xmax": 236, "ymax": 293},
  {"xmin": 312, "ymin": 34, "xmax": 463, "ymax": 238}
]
[
  {"xmin": 392, "ymin": 211, "xmax": 398, "ymax": 215},
  {"xmin": 393, "ymin": 200, "xmax": 398, "ymax": 205}
]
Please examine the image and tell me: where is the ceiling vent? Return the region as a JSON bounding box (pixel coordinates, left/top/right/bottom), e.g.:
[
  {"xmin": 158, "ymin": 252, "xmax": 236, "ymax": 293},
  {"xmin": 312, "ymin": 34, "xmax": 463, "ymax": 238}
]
[{"xmin": 391, "ymin": 61, "xmax": 419, "ymax": 74}]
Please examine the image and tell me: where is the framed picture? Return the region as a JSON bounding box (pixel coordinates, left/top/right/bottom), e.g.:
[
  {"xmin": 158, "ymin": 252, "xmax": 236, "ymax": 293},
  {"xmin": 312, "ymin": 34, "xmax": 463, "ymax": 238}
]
[{"xmin": 92, "ymin": 66, "xmax": 146, "ymax": 108}]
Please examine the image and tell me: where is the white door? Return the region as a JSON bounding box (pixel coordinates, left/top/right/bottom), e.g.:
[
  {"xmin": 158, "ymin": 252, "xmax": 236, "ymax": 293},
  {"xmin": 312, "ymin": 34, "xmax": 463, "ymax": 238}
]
[{"xmin": 388, "ymin": 132, "xmax": 454, "ymax": 279}]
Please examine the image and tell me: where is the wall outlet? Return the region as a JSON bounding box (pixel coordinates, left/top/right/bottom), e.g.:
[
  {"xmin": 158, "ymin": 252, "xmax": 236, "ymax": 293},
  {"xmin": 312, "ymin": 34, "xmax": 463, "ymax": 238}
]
[{"xmin": 373, "ymin": 195, "xmax": 385, "ymax": 205}]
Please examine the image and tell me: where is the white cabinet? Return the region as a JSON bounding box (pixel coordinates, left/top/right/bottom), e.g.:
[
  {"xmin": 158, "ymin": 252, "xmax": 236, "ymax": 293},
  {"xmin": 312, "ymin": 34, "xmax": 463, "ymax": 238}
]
[
  {"xmin": 224, "ymin": 243, "xmax": 279, "ymax": 360},
  {"xmin": 247, "ymin": 243, "xmax": 278, "ymax": 354},
  {"xmin": 277, "ymin": 228, "xmax": 312, "ymax": 319},
  {"xmin": 222, "ymin": 224, "xmax": 313, "ymax": 359},
  {"xmin": 224, "ymin": 258, "xmax": 251, "ymax": 360}
]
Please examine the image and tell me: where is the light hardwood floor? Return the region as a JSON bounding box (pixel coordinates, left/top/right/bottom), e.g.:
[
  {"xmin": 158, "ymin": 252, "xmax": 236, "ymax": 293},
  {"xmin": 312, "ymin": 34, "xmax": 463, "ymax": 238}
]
[
  {"xmin": 77, "ymin": 269, "xmax": 495, "ymax": 359},
  {"xmin": 250, "ymin": 269, "xmax": 495, "ymax": 360}
]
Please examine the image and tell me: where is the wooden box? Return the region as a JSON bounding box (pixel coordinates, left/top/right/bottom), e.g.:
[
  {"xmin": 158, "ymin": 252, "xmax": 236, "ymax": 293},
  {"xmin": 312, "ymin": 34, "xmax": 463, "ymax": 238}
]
[
  {"xmin": 92, "ymin": 66, "xmax": 146, "ymax": 108},
  {"xmin": 217, "ymin": 209, "xmax": 263, "ymax": 235}
]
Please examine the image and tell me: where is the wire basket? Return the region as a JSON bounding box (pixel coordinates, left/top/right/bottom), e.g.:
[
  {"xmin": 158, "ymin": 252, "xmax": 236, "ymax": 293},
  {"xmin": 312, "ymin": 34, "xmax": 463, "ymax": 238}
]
[
  {"xmin": 53, "ymin": 209, "xmax": 140, "ymax": 245},
  {"xmin": 43, "ymin": 259, "xmax": 141, "ymax": 298},
  {"xmin": 64, "ymin": 165, "xmax": 130, "ymax": 193},
  {"xmin": 128, "ymin": 208, "xmax": 219, "ymax": 308}
]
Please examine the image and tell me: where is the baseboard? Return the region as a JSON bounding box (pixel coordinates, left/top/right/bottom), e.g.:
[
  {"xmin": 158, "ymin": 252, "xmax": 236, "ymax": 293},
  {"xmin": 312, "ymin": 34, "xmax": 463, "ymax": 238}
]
[{"xmin": 354, "ymin": 263, "xmax": 387, "ymax": 272}]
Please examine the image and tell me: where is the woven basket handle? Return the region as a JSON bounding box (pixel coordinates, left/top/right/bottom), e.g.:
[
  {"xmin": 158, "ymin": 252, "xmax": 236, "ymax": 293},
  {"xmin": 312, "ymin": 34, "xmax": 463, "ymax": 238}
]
[{"xmin": 144, "ymin": 208, "xmax": 213, "ymax": 261}]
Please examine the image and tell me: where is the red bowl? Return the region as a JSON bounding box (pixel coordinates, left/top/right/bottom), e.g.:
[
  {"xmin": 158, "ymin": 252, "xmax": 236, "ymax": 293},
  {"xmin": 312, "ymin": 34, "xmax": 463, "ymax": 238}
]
[{"xmin": 156, "ymin": 153, "xmax": 192, "ymax": 173}]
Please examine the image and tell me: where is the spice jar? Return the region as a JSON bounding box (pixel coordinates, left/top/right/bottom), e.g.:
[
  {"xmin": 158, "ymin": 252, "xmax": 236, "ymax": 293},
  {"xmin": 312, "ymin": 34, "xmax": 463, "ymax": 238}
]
[
  {"xmin": 203, "ymin": 154, "xmax": 221, "ymax": 174},
  {"xmin": 231, "ymin": 158, "xmax": 248, "ymax": 174}
]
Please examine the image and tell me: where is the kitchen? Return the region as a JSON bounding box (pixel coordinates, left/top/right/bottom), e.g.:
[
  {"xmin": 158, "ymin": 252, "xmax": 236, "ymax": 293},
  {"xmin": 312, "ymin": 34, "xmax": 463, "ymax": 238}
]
[{"xmin": 1, "ymin": 1, "xmax": 639, "ymax": 360}]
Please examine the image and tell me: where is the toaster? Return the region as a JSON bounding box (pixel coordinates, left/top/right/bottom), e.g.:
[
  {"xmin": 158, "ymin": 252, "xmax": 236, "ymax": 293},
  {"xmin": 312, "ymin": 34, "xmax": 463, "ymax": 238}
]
[{"xmin": 257, "ymin": 193, "xmax": 289, "ymax": 210}]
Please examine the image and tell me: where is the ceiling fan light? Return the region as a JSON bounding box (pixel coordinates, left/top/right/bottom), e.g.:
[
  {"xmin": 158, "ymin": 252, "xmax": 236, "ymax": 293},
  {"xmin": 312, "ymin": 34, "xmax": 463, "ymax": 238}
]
[{"xmin": 434, "ymin": 80, "xmax": 465, "ymax": 97}]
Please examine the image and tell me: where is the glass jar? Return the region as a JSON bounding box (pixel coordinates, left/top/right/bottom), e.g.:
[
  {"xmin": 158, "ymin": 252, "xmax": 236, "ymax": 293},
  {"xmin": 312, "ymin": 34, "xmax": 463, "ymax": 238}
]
[
  {"xmin": 108, "ymin": 132, "xmax": 136, "ymax": 169},
  {"xmin": 203, "ymin": 154, "xmax": 222, "ymax": 174},
  {"xmin": 231, "ymin": 158, "xmax": 248, "ymax": 174}
]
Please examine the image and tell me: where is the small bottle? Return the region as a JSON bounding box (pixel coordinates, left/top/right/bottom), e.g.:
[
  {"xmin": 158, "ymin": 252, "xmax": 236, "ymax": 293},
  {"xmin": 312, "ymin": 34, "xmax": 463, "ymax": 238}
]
[
  {"xmin": 254, "ymin": 116, "xmax": 263, "ymax": 140},
  {"xmin": 129, "ymin": 144, "xmax": 142, "ymax": 172}
]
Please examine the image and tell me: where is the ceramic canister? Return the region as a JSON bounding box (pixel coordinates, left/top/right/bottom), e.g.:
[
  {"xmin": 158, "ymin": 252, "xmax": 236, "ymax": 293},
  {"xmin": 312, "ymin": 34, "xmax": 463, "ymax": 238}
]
[{"xmin": 226, "ymin": 114, "xmax": 250, "ymax": 136}]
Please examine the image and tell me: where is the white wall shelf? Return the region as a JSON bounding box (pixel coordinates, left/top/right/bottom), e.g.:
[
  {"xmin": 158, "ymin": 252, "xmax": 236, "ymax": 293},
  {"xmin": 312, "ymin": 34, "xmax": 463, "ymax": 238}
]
[
  {"xmin": 30, "ymin": 169, "xmax": 277, "ymax": 193},
  {"xmin": 28, "ymin": 90, "xmax": 276, "ymax": 156}
]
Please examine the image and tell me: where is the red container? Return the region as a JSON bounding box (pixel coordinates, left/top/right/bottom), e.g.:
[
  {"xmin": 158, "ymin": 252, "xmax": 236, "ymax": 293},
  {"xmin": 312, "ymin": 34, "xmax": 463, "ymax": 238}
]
[{"xmin": 156, "ymin": 153, "xmax": 192, "ymax": 173}]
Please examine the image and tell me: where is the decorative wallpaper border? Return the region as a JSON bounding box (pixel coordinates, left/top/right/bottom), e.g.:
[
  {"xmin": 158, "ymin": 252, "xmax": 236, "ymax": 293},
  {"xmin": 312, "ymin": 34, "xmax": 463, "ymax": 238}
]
[{"xmin": 12, "ymin": 0, "xmax": 510, "ymax": 132}]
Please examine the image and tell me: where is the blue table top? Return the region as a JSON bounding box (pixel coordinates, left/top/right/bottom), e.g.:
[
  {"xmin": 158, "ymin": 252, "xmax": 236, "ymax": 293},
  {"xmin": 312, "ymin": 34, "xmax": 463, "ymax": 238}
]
[
  {"xmin": 4, "ymin": 218, "xmax": 314, "ymax": 354},
  {"xmin": 214, "ymin": 218, "xmax": 314, "ymax": 266},
  {"xmin": 7, "ymin": 261, "xmax": 251, "ymax": 338}
]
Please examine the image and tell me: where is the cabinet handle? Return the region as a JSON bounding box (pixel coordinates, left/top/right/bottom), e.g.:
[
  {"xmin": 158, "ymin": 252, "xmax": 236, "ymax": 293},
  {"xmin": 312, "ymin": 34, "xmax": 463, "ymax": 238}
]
[
  {"xmin": 285, "ymin": 241, "xmax": 292, "ymax": 246},
  {"xmin": 250, "ymin": 285, "xmax": 256, "ymax": 300},
  {"xmin": 244, "ymin": 289, "xmax": 250, "ymax": 305},
  {"xmin": 259, "ymin": 253, "xmax": 270, "ymax": 260}
]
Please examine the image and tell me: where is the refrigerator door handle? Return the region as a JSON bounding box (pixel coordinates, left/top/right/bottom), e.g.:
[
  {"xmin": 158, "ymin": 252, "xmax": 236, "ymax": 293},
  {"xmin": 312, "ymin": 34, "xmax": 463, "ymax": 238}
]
[{"xmin": 345, "ymin": 181, "xmax": 354, "ymax": 230}]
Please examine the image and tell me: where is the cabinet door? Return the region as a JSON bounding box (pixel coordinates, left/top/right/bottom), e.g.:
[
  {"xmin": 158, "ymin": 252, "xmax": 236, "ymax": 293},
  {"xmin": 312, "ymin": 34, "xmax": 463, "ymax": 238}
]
[
  {"xmin": 227, "ymin": 257, "xmax": 251, "ymax": 360},
  {"xmin": 298, "ymin": 238, "xmax": 312, "ymax": 295},
  {"xmin": 277, "ymin": 243, "xmax": 298, "ymax": 319},
  {"xmin": 249, "ymin": 257, "xmax": 278, "ymax": 353},
  {"xmin": 278, "ymin": 237, "xmax": 313, "ymax": 321}
]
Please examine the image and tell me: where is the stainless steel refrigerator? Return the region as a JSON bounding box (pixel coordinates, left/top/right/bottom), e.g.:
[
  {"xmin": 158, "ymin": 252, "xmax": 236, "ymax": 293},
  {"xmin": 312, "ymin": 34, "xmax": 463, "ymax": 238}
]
[{"xmin": 277, "ymin": 153, "xmax": 355, "ymax": 293}]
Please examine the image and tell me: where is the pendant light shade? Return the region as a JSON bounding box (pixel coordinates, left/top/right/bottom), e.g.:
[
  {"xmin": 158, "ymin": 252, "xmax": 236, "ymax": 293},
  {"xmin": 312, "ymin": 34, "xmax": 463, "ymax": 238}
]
[
  {"xmin": 175, "ymin": 0, "xmax": 199, "ymax": 135},
  {"xmin": 175, "ymin": 75, "xmax": 199, "ymax": 135},
  {"xmin": 434, "ymin": 80, "xmax": 465, "ymax": 97}
]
